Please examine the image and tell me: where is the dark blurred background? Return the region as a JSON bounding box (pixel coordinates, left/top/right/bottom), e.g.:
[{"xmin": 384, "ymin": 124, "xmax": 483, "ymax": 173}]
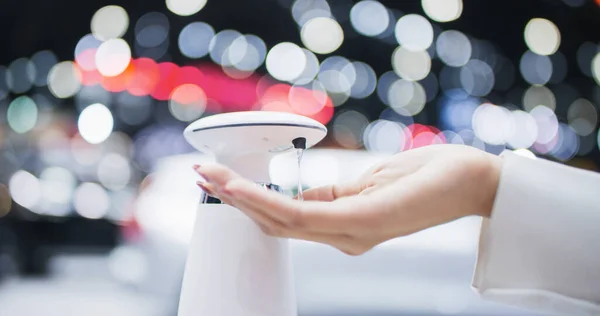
[{"xmin": 0, "ymin": 0, "xmax": 599, "ymax": 315}]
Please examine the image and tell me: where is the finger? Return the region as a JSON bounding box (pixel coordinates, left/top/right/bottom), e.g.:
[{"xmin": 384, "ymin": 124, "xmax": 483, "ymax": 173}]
[
  {"xmin": 300, "ymin": 182, "xmax": 364, "ymax": 202},
  {"xmin": 194, "ymin": 163, "xmax": 241, "ymax": 187},
  {"xmin": 197, "ymin": 181, "xmax": 217, "ymax": 196},
  {"xmin": 222, "ymin": 179, "xmax": 369, "ymax": 234},
  {"xmin": 226, "ymin": 197, "xmax": 355, "ymax": 249}
]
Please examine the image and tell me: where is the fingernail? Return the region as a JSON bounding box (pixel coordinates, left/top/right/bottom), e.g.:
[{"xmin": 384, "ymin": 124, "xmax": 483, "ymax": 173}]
[
  {"xmin": 192, "ymin": 165, "xmax": 200, "ymax": 170},
  {"xmin": 197, "ymin": 181, "xmax": 213, "ymax": 194}
]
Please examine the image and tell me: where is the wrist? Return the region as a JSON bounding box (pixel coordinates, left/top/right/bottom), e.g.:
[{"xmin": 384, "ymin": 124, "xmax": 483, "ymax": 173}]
[{"xmin": 474, "ymin": 153, "xmax": 502, "ymax": 218}]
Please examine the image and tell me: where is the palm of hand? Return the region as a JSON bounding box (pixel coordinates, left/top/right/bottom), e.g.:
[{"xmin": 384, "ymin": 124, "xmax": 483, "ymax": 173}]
[{"xmin": 194, "ymin": 144, "xmax": 501, "ymax": 255}]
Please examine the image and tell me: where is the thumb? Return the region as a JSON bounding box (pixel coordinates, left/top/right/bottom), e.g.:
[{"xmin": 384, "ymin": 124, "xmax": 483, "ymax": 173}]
[{"xmin": 298, "ymin": 182, "xmax": 364, "ymax": 202}]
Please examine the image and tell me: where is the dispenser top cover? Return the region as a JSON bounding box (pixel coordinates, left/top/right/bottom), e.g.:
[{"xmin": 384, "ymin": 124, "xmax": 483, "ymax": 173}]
[{"xmin": 183, "ymin": 111, "xmax": 327, "ymax": 159}]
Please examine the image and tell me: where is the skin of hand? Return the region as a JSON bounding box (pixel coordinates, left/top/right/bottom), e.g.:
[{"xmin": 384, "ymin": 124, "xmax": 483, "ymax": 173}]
[{"xmin": 193, "ymin": 144, "xmax": 503, "ymax": 256}]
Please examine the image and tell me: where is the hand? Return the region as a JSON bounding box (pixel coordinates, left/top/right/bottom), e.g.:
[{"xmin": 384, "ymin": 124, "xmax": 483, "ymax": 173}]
[{"xmin": 193, "ymin": 144, "xmax": 502, "ymax": 256}]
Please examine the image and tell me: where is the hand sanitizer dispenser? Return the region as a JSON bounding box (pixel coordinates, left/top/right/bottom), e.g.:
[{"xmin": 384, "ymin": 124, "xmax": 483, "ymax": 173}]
[{"xmin": 179, "ymin": 111, "xmax": 327, "ymax": 316}]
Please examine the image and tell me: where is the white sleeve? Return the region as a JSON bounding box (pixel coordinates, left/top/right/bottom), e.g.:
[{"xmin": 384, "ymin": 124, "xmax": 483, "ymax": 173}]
[{"xmin": 472, "ymin": 150, "xmax": 600, "ymax": 316}]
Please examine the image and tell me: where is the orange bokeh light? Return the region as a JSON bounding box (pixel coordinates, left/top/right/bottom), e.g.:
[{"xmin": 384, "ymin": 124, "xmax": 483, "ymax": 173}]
[
  {"xmin": 288, "ymin": 85, "xmax": 328, "ymax": 116},
  {"xmin": 101, "ymin": 60, "xmax": 135, "ymax": 92},
  {"xmin": 127, "ymin": 58, "xmax": 160, "ymax": 96},
  {"xmin": 170, "ymin": 84, "xmax": 207, "ymax": 105}
]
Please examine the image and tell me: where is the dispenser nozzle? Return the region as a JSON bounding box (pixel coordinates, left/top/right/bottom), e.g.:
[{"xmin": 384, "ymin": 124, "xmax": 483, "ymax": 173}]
[{"xmin": 292, "ymin": 137, "xmax": 306, "ymax": 150}]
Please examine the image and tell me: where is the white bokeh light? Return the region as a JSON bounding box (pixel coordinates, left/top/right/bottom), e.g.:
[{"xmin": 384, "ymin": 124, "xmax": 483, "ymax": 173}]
[
  {"xmin": 523, "ymin": 85, "xmax": 556, "ymax": 112},
  {"xmin": 436, "ymin": 30, "xmax": 471, "ymax": 67},
  {"xmin": 39, "ymin": 167, "xmax": 76, "ymax": 217},
  {"xmin": 394, "ymin": 14, "xmax": 433, "ymax": 52},
  {"xmin": 224, "ymin": 34, "xmax": 267, "ymax": 72},
  {"xmin": 364, "ymin": 120, "xmax": 408, "ymax": 153},
  {"xmin": 98, "ymin": 153, "xmax": 131, "ymax": 191},
  {"xmin": 472, "ymin": 103, "xmax": 513, "ymax": 145},
  {"xmin": 266, "ymin": 42, "xmax": 307, "ymax": 82},
  {"xmin": 74, "ymin": 183, "xmax": 110, "ymax": 219},
  {"xmin": 293, "ymin": 49, "xmax": 320, "ymax": 85},
  {"xmin": 531, "ymin": 105, "xmax": 559, "ymax": 145},
  {"xmin": 178, "ymin": 22, "xmax": 215, "ymax": 59},
  {"xmin": 301, "ymin": 17, "xmax": 344, "ymax": 55},
  {"xmin": 592, "ymin": 52, "xmax": 600, "ymax": 86},
  {"xmin": 551, "ymin": 123, "xmax": 579, "ymax": 161},
  {"xmin": 421, "ymin": 0, "xmax": 463, "ymax": 23},
  {"xmin": 350, "ymin": 0, "xmax": 389, "ymax": 37},
  {"xmin": 40, "ymin": 167, "xmax": 76, "ymax": 205},
  {"xmin": 91, "ymin": 5, "xmax": 129, "ymax": 41},
  {"xmin": 292, "ymin": 0, "xmax": 332, "ymax": 26},
  {"xmin": 507, "ymin": 110, "xmax": 538, "ymax": 149},
  {"xmin": 9, "ymin": 170, "xmax": 41, "ymax": 209},
  {"xmin": 524, "ymin": 18, "xmax": 561, "ymax": 56},
  {"xmin": 96, "ymin": 39, "xmax": 131, "ymax": 77},
  {"xmin": 392, "ymin": 46, "xmax": 431, "ymax": 81},
  {"xmin": 387, "ymin": 79, "xmax": 427, "ymax": 116},
  {"xmin": 166, "ymin": 0, "xmax": 207, "ymax": 16},
  {"xmin": 78, "ymin": 103, "xmax": 114, "ymax": 144},
  {"xmin": 209, "ymin": 30, "xmax": 243, "ymax": 65},
  {"xmin": 350, "ymin": 61, "xmax": 377, "ymax": 98},
  {"xmin": 459, "ymin": 59, "xmax": 495, "ymax": 97},
  {"xmin": 317, "ymin": 56, "xmax": 356, "ymax": 95},
  {"xmin": 48, "ymin": 61, "xmax": 81, "ymax": 99},
  {"xmin": 520, "ymin": 51, "xmax": 553, "ymax": 85}
]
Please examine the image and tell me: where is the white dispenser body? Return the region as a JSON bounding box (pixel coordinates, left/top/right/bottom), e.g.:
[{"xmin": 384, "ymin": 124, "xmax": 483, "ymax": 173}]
[
  {"xmin": 178, "ymin": 204, "xmax": 297, "ymax": 316},
  {"xmin": 178, "ymin": 111, "xmax": 327, "ymax": 316}
]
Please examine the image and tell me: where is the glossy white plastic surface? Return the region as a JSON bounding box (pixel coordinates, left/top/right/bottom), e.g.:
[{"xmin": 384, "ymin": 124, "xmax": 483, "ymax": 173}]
[
  {"xmin": 179, "ymin": 111, "xmax": 326, "ymax": 316},
  {"xmin": 183, "ymin": 111, "xmax": 326, "ymax": 181},
  {"xmin": 178, "ymin": 204, "xmax": 297, "ymax": 316}
]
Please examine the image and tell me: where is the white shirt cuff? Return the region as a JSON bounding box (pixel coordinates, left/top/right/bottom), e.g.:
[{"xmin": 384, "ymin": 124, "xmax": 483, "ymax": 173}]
[{"xmin": 472, "ymin": 150, "xmax": 600, "ymax": 315}]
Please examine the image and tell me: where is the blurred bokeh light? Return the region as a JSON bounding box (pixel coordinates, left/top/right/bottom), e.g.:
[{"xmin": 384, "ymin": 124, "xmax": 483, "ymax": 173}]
[
  {"xmin": 78, "ymin": 103, "xmax": 114, "ymax": 144},
  {"xmin": 524, "ymin": 18, "xmax": 561, "ymax": 56},
  {"xmin": 301, "ymin": 17, "xmax": 344, "ymax": 55},
  {"xmin": 421, "ymin": 0, "xmax": 463, "ymax": 22},
  {"xmin": 91, "ymin": 5, "xmax": 129, "ymax": 41},
  {"xmin": 350, "ymin": 1, "xmax": 389, "ymax": 37},
  {"xmin": 0, "ymin": 1, "xmax": 599, "ymax": 314},
  {"xmin": 394, "ymin": 14, "xmax": 433, "ymax": 52},
  {"xmin": 166, "ymin": 0, "xmax": 208, "ymax": 16}
]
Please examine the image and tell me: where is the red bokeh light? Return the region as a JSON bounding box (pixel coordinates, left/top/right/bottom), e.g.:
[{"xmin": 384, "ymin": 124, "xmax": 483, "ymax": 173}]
[
  {"xmin": 288, "ymin": 86, "xmax": 329, "ymax": 116},
  {"xmin": 405, "ymin": 124, "xmax": 446, "ymax": 149},
  {"xmin": 175, "ymin": 66, "xmax": 204, "ymax": 87},
  {"xmin": 127, "ymin": 58, "xmax": 160, "ymax": 96},
  {"xmin": 258, "ymin": 83, "xmax": 334, "ymax": 125},
  {"xmin": 196, "ymin": 64, "xmax": 260, "ymax": 112},
  {"xmin": 310, "ymin": 99, "xmax": 334, "ymax": 125},
  {"xmin": 151, "ymin": 62, "xmax": 180, "ymax": 101}
]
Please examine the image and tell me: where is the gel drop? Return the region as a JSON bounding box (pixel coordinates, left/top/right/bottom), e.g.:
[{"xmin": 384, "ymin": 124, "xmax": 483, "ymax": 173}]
[
  {"xmin": 291, "ymin": 137, "xmax": 307, "ymax": 201},
  {"xmin": 296, "ymin": 148, "xmax": 304, "ymax": 201}
]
